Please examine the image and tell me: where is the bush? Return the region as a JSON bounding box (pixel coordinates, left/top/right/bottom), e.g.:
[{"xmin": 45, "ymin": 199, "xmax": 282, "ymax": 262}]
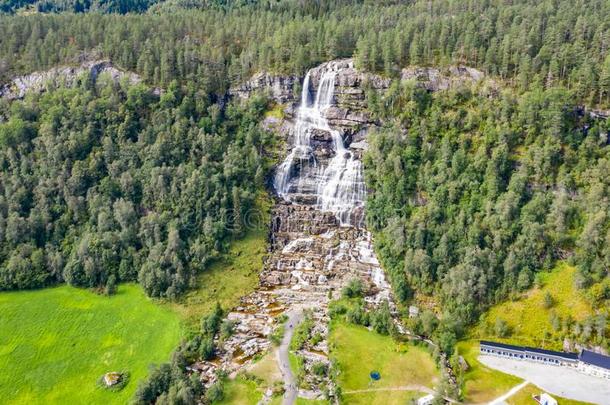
[
  {"xmin": 104, "ymin": 275, "xmax": 117, "ymax": 296},
  {"xmin": 269, "ymin": 325, "xmax": 285, "ymax": 346},
  {"xmin": 199, "ymin": 337, "xmax": 216, "ymax": 360},
  {"xmin": 542, "ymin": 292, "xmax": 555, "ymax": 309},
  {"xmin": 205, "ymin": 380, "xmax": 225, "ymax": 403},
  {"xmin": 220, "ymin": 320, "xmax": 235, "ymax": 340},
  {"xmin": 494, "ymin": 318, "xmax": 510, "ymax": 338},
  {"xmin": 341, "ymin": 279, "xmax": 364, "ymax": 298},
  {"xmin": 311, "ymin": 362, "xmax": 328, "ymax": 377}
]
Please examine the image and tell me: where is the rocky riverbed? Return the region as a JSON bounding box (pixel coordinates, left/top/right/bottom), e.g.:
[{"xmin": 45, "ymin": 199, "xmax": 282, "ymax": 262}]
[
  {"xmin": 195, "ymin": 59, "xmax": 488, "ymax": 403},
  {"xmin": 196, "ymin": 60, "xmax": 397, "ymax": 402}
]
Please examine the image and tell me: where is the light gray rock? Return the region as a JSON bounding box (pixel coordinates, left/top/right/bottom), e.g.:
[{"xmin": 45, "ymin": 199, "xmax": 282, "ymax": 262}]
[
  {"xmin": 0, "ymin": 60, "xmax": 142, "ymax": 100},
  {"xmin": 400, "ymin": 65, "xmax": 485, "ymax": 91},
  {"xmin": 229, "ymin": 72, "xmax": 297, "ymax": 104}
]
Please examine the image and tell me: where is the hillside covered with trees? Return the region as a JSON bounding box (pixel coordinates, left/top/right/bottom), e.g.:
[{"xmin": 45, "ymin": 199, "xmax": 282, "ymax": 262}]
[
  {"xmin": 1, "ymin": 0, "xmax": 609, "ymax": 403},
  {"xmin": 364, "ymin": 82, "xmax": 609, "ymax": 352},
  {"xmin": 0, "ymin": 77, "xmax": 273, "ymax": 297},
  {"xmin": 1, "ymin": 0, "xmax": 609, "ymax": 106}
]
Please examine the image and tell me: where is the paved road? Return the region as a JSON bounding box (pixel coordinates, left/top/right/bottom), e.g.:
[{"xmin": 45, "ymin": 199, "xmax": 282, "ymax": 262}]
[{"xmin": 277, "ymin": 310, "xmax": 303, "ymax": 405}]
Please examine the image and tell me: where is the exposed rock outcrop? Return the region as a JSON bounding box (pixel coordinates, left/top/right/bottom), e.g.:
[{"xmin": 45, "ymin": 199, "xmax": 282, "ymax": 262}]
[
  {"xmin": 0, "ymin": 60, "xmax": 142, "ymax": 100},
  {"xmin": 197, "ymin": 59, "xmax": 475, "ymax": 402},
  {"xmin": 306, "ymin": 59, "xmax": 390, "ymax": 133},
  {"xmin": 400, "ymin": 65, "xmax": 485, "ymax": 91},
  {"xmin": 229, "ymin": 72, "xmax": 298, "ymax": 104}
]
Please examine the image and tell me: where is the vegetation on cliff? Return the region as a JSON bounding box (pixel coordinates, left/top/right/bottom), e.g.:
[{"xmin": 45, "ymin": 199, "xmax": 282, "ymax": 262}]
[
  {"xmin": 1, "ymin": 0, "xmax": 609, "ymax": 108},
  {"xmin": 364, "ymin": 80, "xmax": 609, "ymax": 353}
]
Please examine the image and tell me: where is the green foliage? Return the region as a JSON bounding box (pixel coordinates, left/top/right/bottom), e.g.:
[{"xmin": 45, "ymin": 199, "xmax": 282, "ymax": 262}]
[
  {"xmin": 369, "ymin": 300, "xmax": 393, "ymax": 335},
  {"xmin": 205, "ymin": 380, "xmax": 225, "ymax": 403},
  {"xmin": 542, "ymin": 291, "xmax": 555, "ymax": 309},
  {"xmin": 290, "ymin": 312, "xmax": 315, "ymax": 351},
  {"xmin": 0, "ymin": 80, "xmax": 273, "ymax": 299},
  {"xmin": 133, "ymin": 347, "xmax": 203, "ymax": 404},
  {"xmin": 494, "ymin": 318, "xmax": 510, "ymax": 338},
  {"xmin": 311, "ymin": 361, "xmax": 328, "ymax": 377},
  {"xmin": 201, "ymin": 303, "xmax": 224, "ymax": 336},
  {"xmin": 341, "ymin": 278, "xmax": 364, "ymax": 298},
  {"xmin": 365, "ymin": 84, "xmax": 610, "ymax": 337},
  {"xmin": 0, "ymin": 0, "xmax": 609, "ymax": 107}
]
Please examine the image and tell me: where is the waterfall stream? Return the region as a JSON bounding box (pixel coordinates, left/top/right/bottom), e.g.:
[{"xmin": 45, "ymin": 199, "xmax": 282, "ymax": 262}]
[{"xmin": 273, "ymin": 67, "xmax": 366, "ymax": 226}]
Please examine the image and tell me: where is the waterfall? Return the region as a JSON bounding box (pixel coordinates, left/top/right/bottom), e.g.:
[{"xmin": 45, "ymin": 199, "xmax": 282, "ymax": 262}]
[{"xmin": 273, "ymin": 65, "xmax": 366, "ymax": 226}]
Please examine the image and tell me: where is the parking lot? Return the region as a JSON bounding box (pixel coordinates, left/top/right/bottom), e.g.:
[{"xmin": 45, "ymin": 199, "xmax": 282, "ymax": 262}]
[{"xmin": 479, "ymin": 354, "xmax": 610, "ymax": 405}]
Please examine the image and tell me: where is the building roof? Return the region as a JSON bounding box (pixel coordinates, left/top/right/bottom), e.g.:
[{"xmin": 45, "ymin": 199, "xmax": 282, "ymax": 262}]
[
  {"xmin": 525, "ymin": 347, "xmax": 578, "ymax": 360},
  {"xmin": 579, "ymin": 349, "xmax": 610, "ymax": 370},
  {"xmin": 479, "ymin": 340, "xmax": 578, "ymax": 360},
  {"xmin": 480, "ymin": 340, "xmax": 522, "ymax": 350}
]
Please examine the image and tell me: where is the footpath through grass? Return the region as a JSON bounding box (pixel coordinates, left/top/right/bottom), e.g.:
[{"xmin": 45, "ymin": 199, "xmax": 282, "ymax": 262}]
[{"xmin": 0, "ymin": 284, "xmax": 181, "ymax": 405}]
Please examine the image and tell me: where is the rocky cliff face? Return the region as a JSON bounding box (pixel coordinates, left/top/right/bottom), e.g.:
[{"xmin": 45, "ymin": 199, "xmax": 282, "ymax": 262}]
[
  {"xmin": 229, "ymin": 72, "xmax": 298, "ymax": 104},
  {"xmin": 400, "ymin": 65, "xmax": 486, "ymax": 91},
  {"xmin": 198, "ymin": 60, "xmax": 397, "ymax": 402},
  {"xmin": 0, "ymin": 60, "xmax": 142, "ymax": 100}
]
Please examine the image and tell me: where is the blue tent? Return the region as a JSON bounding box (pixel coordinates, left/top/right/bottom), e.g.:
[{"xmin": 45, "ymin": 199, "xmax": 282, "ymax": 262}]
[{"xmin": 369, "ymin": 371, "xmax": 381, "ymax": 381}]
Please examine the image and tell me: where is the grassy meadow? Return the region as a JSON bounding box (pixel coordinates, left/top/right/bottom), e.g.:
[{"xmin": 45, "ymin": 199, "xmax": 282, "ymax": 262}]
[
  {"xmin": 506, "ymin": 383, "xmax": 594, "ymax": 405},
  {"xmin": 455, "ymin": 340, "xmax": 522, "ymax": 403},
  {"xmin": 0, "ymin": 284, "xmax": 181, "ymax": 404},
  {"xmin": 329, "ymin": 320, "xmax": 438, "ymax": 403},
  {"xmin": 474, "ymin": 262, "xmax": 593, "ymax": 350}
]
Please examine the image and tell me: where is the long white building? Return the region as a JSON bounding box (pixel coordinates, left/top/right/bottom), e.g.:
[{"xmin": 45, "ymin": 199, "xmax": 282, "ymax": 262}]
[{"xmin": 480, "ymin": 340, "xmax": 610, "ymax": 380}]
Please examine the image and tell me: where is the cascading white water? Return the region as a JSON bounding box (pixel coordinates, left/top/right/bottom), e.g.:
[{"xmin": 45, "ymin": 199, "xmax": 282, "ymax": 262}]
[{"xmin": 274, "ymin": 65, "xmax": 366, "ymax": 226}]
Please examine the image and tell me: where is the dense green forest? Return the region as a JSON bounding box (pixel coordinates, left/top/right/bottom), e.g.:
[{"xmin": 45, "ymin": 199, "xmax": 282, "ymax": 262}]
[
  {"xmin": 0, "ymin": 0, "xmax": 609, "ymax": 403},
  {"xmin": 364, "ymin": 81, "xmax": 610, "ymax": 350},
  {"xmin": 0, "ymin": 76, "xmax": 273, "ymax": 297},
  {"xmin": 1, "ymin": 0, "xmax": 610, "ymax": 106}
]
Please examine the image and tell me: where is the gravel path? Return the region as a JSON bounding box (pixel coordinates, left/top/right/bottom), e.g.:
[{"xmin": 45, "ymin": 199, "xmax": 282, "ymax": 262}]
[
  {"xmin": 479, "ymin": 354, "xmax": 610, "ymax": 405},
  {"xmin": 488, "ymin": 380, "xmax": 529, "ymax": 405},
  {"xmin": 277, "ymin": 310, "xmax": 303, "ymax": 405}
]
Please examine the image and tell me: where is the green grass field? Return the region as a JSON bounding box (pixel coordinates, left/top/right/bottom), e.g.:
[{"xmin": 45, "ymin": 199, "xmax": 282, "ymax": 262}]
[
  {"xmin": 0, "ymin": 284, "xmax": 182, "ymax": 405},
  {"xmin": 215, "ymin": 377, "xmax": 262, "ymax": 405},
  {"xmin": 342, "ymin": 390, "xmax": 421, "ymax": 405},
  {"xmin": 474, "ymin": 262, "xmax": 593, "ymax": 350},
  {"xmin": 329, "ymin": 320, "xmax": 438, "ymax": 403}
]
